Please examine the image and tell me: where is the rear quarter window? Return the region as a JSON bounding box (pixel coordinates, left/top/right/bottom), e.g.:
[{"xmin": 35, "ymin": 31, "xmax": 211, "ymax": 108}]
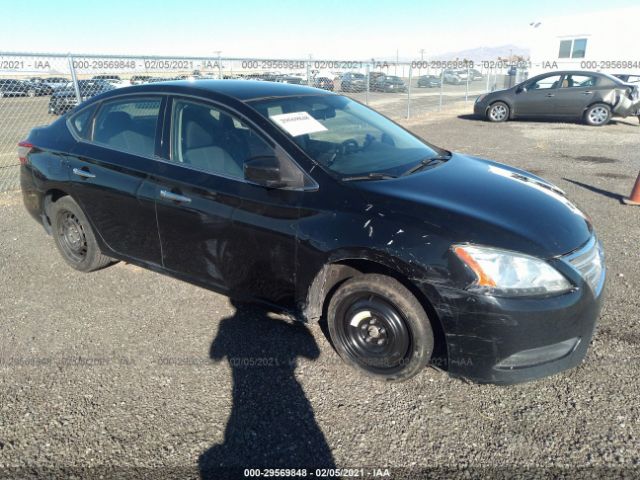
[{"xmin": 68, "ymin": 104, "xmax": 98, "ymax": 140}]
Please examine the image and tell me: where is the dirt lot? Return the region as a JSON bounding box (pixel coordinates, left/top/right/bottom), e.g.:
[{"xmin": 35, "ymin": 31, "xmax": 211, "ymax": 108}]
[{"xmin": 0, "ymin": 108, "xmax": 639, "ymax": 479}]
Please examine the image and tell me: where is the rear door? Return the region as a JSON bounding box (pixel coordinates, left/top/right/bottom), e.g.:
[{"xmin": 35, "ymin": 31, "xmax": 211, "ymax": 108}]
[
  {"xmin": 67, "ymin": 95, "xmax": 164, "ymax": 264},
  {"xmin": 513, "ymin": 74, "xmax": 562, "ymax": 117},
  {"xmin": 553, "ymin": 73, "xmax": 598, "ymax": 117}
]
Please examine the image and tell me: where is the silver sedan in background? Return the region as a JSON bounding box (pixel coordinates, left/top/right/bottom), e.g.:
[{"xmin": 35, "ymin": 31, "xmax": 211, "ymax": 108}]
[{"xmin": 474, "ymin": 71, "xmax": 640, "ymax": 126}]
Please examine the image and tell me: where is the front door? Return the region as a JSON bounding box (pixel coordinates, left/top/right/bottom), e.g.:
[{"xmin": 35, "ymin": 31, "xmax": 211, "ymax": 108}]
[
  {"xmin": 153, "ymin": 96, "xmax": 302, "ymax": 305},
  {"xmin": 513, "ymin": 74, "xmax": 562, "ymax": 117}
]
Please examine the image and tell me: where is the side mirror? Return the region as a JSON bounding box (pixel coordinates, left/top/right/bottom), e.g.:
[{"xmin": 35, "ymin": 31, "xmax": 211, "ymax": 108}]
[
  {"xmin": 516, "ymin": 85, "xmax": 527, "ymax": 94},
  {"xmin": 244, "ymin": 155, "xmax": 286, "ymax": 188}
]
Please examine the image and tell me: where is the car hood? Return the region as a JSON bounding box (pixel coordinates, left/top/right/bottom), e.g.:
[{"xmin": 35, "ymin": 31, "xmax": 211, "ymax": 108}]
[{"xmin": 355, "ymin": 153, "xmax": 592, "ymax": 258}]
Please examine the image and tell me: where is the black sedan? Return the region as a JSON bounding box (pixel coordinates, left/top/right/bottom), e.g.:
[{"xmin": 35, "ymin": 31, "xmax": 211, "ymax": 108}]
[
  {"xmin": 312, "ymin": 77, "xmax": 334, "ymax": 91},
  {"xmin": 0, "ymin": 79, "xmax": 49, "ymax": 98},
  {"xmin": 417, "ymin": 75, "xmax": 441, "ymax": 88},
  {"xmin": 372, "ymin": 75, "xmax": 407, "ymax": 93},
  {"xmin": 474, "ymin": 70, "xmax": 640, "ymax": 126},
  {"xmin": 339, "ymin": 72, "xmax": 366, "ymax": 92},
  {"xmin": 48, "ymin": 80, "xmax": 114, "ymax": 115},
  {"xmin": 20, "ymin": 80, "xmax": 605, "ymax": 384}
]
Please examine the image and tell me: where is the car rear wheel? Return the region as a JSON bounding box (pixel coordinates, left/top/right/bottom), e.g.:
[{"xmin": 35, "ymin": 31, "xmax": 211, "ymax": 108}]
[
  {"xmin": 327, "ymin": 274, "xmax": 434, "ymax": 382},
  {"xmin": 487, "ymin": 101, "xmax": 510, "ymax": 122},
  {"xmin": 27, "ymin": 89, "xmax": 36, "ymax": 98},
  {"xmin": 50, "ymin": 196, "xmax": 114, "ymax": 272},
  {"xmin": 584, "ymin": 103, "xmax": 611, "ymax": 126}
]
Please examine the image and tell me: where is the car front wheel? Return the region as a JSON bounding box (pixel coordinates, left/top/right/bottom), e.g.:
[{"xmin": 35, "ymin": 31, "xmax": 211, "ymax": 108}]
[
  {"xmin": 327, "ymin": 274, "xmax": 434, "ymax": 382},
  {"xmin": 584, "ymin": 103, "xmax": 611, "ymax": 126},
  {"xmin": 50, "ymin": 196, "xmax": 114, "ymax": 272},
  {"xmin": 487, "ymin": 101, "xmax": 510, "ymax": 122}
]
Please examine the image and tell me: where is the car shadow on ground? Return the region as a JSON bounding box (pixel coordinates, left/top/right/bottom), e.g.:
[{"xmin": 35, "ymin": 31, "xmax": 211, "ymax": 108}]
[
  {"xmin": 563, "ymin": 178, "xmax": 625, "ymax": 202},
  {"xmin": 457, "ymin": 113, "xmax": 639, "ymax": 127},
  {"xmin": 198, "ymin": 301, "xmax": 336, "ymax": 479}
]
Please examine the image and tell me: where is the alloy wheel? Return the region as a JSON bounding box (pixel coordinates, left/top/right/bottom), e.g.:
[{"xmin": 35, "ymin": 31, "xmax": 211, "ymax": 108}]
[
  {"xmin": 489, "ymin": 104, "xmax": 508, "ymax": 121},
  {"xmin": 588, "ymin": 106, "xmax": 609, "ymax": 125}
]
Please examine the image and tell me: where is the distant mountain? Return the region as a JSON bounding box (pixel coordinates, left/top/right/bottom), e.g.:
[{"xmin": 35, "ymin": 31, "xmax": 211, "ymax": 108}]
[{"xmin": 430, "ymin": 44, "xmax": 530, "ymax": 62}]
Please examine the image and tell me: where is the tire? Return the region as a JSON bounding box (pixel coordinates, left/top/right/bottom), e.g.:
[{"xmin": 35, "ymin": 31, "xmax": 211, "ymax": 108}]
[
  {"xmin": 327, "ymin": 273, "xmax": 434, "ymax": 382},
  {"xmin": 27, "ymin": 89, "xmax": 36, "ymax": 98},
  {"xmin": 584, "ymin": 103, "xmax": 611, "ymax": 126},
  {"xmin": 0, "ymin": 91, "xmax": 4, "ymax": 98},
  {"xmin": 50, "ymin": 196, "xmax": 113, "ymax": 272},
  {"xmin": 487, "ymin": 101, "xmax": 510, "ymax": 122}
]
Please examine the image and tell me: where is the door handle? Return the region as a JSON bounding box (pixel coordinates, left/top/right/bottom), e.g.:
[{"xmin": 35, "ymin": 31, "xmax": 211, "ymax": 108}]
[
  {"xmin": 160, "ymin": 189, "xmax": 192, "ymax": 203},
  {"xmin": 72, "ymin": 167, "xmax": 96, "ymax": 179},
  {"xmin": 545, "ymin": 93, "xmax": 555, "ymax": 97},
  {"xmin": 581, "ymin": 91, "xmax": 593, "ymax": 95}
]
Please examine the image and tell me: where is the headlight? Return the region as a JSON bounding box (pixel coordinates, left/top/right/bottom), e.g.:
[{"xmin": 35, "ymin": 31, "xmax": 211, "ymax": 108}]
[
  {"xmin": 453, "ymin": 245, "xmax": 572, "ymax": 297},
  {"xmin": 475, "ymin": 94, "xmax": 487, "ymax": 103}
]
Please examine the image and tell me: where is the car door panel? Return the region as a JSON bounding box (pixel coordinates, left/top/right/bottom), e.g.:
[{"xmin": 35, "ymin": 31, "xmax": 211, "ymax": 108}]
[
  {"xmin": 153, "ymin": 95, "xmax": 301, "ymax": 305},
  {"xmin": 553, "ymin": 75, "xmax": 598, "ymax": 117},
  {"xmin": 513, "ymin": 75, "xmax": 561, "ymax": 117},
  {"xmin": 148, "ymin": 163, "xmax": 242, "ymax": 292},
  {"xmin": 67, "ymin": 143, "xmax": 162, "ymax": 265}
]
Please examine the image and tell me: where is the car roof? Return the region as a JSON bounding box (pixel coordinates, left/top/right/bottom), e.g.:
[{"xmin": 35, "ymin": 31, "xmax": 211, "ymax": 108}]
[{"xmin": 101, "ymin": 79, "xmax": 333, "ymax": 101}]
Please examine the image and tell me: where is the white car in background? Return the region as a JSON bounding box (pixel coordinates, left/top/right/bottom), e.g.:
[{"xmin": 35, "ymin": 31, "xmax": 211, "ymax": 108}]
[{"xmin": 91, "ymin": 75, "xmax": 131, "ymax": 88}]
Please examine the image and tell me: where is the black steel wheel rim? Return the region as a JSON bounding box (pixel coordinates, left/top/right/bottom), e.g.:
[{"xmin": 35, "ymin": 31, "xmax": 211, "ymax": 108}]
[
  {"xmin": 336, "ymin": 294, "xmax": 412, "ymax": 374},
  {"xmin": 57, "ymin": 210, "xmax": 87, "ymax": 263}
]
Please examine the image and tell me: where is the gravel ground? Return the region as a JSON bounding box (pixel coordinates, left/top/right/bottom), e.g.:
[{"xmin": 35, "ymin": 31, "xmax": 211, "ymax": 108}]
[{"xmin": 0, "ymin": 108, "xmax": 639, "ymax": 479}]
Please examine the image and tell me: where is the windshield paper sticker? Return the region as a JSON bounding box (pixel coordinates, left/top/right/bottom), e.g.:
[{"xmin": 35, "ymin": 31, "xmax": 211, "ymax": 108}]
[{"xmin": 269, "ymin": 111, "xmax": 328, "ymax": 137}]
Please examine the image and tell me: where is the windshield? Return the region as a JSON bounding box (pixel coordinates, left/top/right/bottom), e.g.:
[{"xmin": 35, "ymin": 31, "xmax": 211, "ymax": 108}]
[{"xmin": 249, "ymin": 95, "xmax": 443, "ymax": 178}]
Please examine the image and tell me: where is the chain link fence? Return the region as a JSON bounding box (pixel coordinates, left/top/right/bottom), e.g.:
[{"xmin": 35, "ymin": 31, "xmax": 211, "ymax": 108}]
[{"xmin": 0, "ymin": 52, "xmax": 527, "ymax": 192}]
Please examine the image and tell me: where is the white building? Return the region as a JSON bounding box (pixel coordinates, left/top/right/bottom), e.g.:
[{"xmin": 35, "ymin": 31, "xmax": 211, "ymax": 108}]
[{"xmin": 528, "ymin": 6, "xmax": 640, "ymax": 76}]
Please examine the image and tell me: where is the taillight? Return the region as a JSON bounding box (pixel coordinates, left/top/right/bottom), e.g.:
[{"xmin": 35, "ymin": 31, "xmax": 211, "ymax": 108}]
[{"xmin": 18, "ymin": 141, "xmax": 33, "ymax": 165}]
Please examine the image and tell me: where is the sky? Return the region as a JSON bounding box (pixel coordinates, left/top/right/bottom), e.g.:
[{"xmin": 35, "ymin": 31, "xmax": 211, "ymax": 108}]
[{"xmin": 1, "ymin": 0, "xmax": 638, "ymax": 59}]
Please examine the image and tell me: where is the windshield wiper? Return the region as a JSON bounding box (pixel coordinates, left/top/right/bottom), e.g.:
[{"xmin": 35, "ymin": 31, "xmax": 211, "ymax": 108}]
[
  {"xmin": 341, "ymin": 172, "xmax": 397, "ymax": 182},
  {"xmin": 400, "ymin": 153, "xmax": 451, "ymax": 177}
]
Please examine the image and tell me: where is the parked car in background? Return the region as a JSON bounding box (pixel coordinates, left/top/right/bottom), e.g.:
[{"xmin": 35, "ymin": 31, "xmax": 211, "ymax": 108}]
[
  {"xmin": 613, "ymin": 73, "xmax": 640, "ymax": 84},
  {"xmin": 19, "ymin": 79, "xmax": 53, "ymax": 95},
  {"xmin": 443, "ymin": 69, "xmax": 469, "ymax": 85},
  {"xmin": 368, "ymin": 71, "xmax": 386, "ymax": 88},
  {"xmin": 275, "ymin": 74, "xmax": 303, "ymax": 84},
  {"xmin": 417, "ymin": 75, "xmax": 441, "ymax": 88},
  {"xmin": 43, "ymin": 77, "xmax": 70, "ymax": 89},
  {"xmin": 469, "ymin": 69, "xmax": 484, "ymax": 81},
  {"xmin": 372, "ymin": 75, "xmax": 407, "ymax": 93},
  {"xmin": 130, "ymin": 75, "xmax": 152, "ymax": 85},
  {"xmin": 313, "ymin": 76, "xmax": 334, "ymax": 91},
  {"xmin": 474, "ymin": 71, "xmax": 640, "ymax": 126},
  {"xmin": 48, "ymin": 80, "xmax": 114, "ymax": 114},
  {"xmin": 92, "ymin": 75, "xmax": 130, "ymax": 88},
  {"xmin": 20, "ymin": 80, "xmax": 605, "ymax": 384},
  {"xmin": 340, "ymin": 72, "xmax": 366, "ymax": 92},
  {"xmin": 0, "ymin": 79, "xmax": 48, "ymax": 98}
]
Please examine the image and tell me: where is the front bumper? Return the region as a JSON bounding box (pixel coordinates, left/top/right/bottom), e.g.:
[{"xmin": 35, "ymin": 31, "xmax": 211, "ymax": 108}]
[
  {"xmin": 429, "ymin": 242, "xmax": 605, "ymax": 384},
  {"xmin": 473, "ymin": 101, "xmax": 487, "ymax": 116}
]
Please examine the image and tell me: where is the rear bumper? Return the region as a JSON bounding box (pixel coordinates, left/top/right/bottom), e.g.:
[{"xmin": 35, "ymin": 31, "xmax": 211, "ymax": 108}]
[
  {"xmin": 20, "ymin": 164, "xmax": 46, "ymax": 227},
  {"xmin": 429, "ymin": 268, "xmax": 605, "ymax": 384}
]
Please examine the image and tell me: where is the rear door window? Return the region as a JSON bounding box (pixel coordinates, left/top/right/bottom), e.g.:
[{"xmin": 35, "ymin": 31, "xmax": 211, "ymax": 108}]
[
  {"xmin": 92, "ymin": 97, "xmax": 161, "ymax": 157},
  {"xmin": 561, "ymin": 74, "xmax": 597, "ymax": 88}
]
